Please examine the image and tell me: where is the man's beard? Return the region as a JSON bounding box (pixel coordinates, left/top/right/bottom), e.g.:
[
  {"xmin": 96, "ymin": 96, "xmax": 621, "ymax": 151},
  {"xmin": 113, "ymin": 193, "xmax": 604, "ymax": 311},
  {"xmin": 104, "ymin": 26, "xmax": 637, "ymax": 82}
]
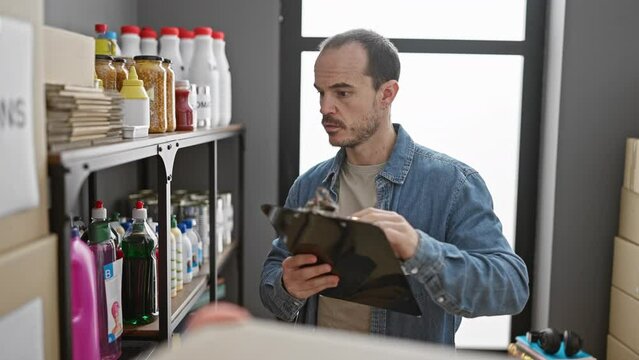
[{"xmin": 324, "ymin": 110, "xmax": 380, "ymax": 148}]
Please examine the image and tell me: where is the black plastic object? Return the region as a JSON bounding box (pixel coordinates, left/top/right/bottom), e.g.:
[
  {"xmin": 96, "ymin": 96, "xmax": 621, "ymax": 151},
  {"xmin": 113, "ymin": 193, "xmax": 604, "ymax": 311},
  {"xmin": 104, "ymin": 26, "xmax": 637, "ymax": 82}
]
[{"xmin": 261, "ymin": 204, "xmax": 422, "ymax": 316}]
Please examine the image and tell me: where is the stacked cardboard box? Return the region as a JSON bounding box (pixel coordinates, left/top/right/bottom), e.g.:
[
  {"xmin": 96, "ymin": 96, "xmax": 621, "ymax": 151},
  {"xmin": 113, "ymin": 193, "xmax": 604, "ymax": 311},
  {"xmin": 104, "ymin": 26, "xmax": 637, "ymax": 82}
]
[
  {"xmin": 608, "ymin": 139, "xmax": 639, "ymax": 360},
  {"xmin": 0, "ymin": 2, "xmax": 60, "ymax": 359},
  {"xmin": 45, "ymin": 84, "xmax": 123, "ymax": 151}
]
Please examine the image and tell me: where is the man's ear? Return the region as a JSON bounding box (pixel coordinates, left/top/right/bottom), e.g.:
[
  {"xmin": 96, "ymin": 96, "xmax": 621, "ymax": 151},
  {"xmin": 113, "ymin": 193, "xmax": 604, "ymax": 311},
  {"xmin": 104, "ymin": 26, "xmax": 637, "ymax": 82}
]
[{"xmin": 379, "ymin": 80, "xmax": 399, "ymax": 109}]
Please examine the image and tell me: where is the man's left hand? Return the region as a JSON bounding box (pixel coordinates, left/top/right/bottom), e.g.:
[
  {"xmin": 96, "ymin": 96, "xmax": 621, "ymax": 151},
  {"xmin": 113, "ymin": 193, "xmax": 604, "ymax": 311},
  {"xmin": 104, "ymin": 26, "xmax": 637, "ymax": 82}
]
[{"xmin": 351, "ymin": 208, "xmax": 419, "ymax": 260}]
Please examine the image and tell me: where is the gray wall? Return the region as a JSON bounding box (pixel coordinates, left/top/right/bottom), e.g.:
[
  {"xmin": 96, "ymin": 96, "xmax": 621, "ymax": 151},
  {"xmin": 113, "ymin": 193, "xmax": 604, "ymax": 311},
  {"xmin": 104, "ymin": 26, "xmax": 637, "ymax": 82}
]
[
  {"xmin": 534, "ymin": 0, "xmax": 639, "ymax": 358},
  {"xmin": 136, "ymin": 0, "xmax": 281, "ymax": 319},
  {"xmin": 45, "ymin": 0, "xmax": 281, "ymax": 318},
  {"xmin": 45, "ymin": 0, "xmax": 136, "ymax": 36}
]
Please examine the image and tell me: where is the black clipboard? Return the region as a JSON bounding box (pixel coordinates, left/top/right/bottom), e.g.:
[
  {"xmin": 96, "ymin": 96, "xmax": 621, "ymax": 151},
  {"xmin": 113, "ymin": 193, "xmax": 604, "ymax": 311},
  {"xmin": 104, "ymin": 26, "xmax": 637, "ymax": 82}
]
[{"xmin": 261, "ymin": 204, "xmax": 422, "ymax": 316}]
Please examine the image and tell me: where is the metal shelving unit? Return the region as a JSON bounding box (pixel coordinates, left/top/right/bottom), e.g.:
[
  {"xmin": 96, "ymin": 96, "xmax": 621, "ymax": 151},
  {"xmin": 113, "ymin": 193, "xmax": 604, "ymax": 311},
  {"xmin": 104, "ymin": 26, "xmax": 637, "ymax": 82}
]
[{"xmin": 49, "ymin": 124, "xmax": 245, "ymax": 359}]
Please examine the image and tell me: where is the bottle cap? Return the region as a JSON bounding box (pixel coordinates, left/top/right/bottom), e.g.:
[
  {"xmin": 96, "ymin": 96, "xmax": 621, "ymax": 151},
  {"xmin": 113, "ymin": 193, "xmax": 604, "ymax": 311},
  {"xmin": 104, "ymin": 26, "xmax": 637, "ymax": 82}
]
[
  {"xmin": 212, "ymin": 31, "xmax": 225, "ymax": 40},
  {"xmin": 132, "ymin": 200, "xmax": 147, "ymax": 220},
  {"xmin": 161, "ymin": 27, "xmax": 179, "ymax": 36},
  {"xmin": 171, "ymin": 215, "xmax": 178, "ymax": 228},
  {"xmin": 89, "ymin": 221, "xmax": 113, "ymax": 244},
  {"xmin": 121, "ymin": 25, "xmax": 140, "ymax": 35},
  {"xmin": 105, "ymin": 31, "xmax": 118, "ymax": 40},
  {"xmin": 178, "ymin": 223, "xmax": 187, "ymax": 234},
  {"xmin": 120, "ymin": 67, "xmax": 148, "ymax": 100},
  {"xmin": 95, "ymin": 24, "xmax": 108, "ymax": 33},
  {"xmin": 179, "ymin": 28, "xmax": 195, "ymax": 39},
  {"xmin": 140, "ymin": 28, "xmax": 157, "ymax": 39},
  {"xmin": 71, "ymin": 226, "xmax": 80, "ymax": 239},
  {"xmin": 194, "ymin": 27, "xmax": 213, "ymax": 36},
  {"xmin": 92, "ymin": 200, "xmax": 107, "ymax": 220},
  {"xmin": 185, "ymin": 219, "xmax": 193, "ymax": 229}
]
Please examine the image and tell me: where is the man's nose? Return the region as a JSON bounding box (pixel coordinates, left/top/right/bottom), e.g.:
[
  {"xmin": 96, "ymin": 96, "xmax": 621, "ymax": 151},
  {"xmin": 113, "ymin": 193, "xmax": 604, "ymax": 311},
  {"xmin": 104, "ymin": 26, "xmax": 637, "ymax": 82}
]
[{"xmin": 320, "ymin": 95, "xmax": 336, "ymax": 115}]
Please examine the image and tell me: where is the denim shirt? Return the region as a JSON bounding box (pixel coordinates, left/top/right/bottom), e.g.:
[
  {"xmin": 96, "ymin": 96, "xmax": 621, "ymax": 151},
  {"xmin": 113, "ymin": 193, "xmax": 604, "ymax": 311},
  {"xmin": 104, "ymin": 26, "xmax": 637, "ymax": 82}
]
[{"xmin": 260, "ymin": 124, "xmax": 529, "ymax": 345}]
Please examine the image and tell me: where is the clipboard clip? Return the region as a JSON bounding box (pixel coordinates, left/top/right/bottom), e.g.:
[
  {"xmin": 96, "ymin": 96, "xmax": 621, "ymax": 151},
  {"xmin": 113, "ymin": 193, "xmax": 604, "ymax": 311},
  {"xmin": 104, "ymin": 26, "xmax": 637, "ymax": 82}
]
[{"xmin": 301, "ymin": 187, "xmax": 339, "ymax": 217}]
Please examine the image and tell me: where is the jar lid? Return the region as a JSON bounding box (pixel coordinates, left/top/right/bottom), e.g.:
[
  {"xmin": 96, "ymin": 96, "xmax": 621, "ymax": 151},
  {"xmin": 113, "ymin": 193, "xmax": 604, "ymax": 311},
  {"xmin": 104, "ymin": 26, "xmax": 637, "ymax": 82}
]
[
  {"xmin": 133, "ymin": 55, "xmax": 163, "ymax": 61},
  {"xmin": 162, "ymin": 58, "xmax": 172, "ymax": 64},
  {"xmin": 113, "ymin": 57, "xmax": 126, "ymax": 63},
  {"xmin": 95, "ymin": 54, "xmax": 114, "ymax": 61},
  {"xmin": 212, "ymin": 31, "xmax": 225, "ymax": 40},
  {"xmin": 176, "ymin": 80, "xmax": 190, "ymax": 88},
  {"xmin": 121, "ymin": 25, "xmax": 140, "ymax": 34}
]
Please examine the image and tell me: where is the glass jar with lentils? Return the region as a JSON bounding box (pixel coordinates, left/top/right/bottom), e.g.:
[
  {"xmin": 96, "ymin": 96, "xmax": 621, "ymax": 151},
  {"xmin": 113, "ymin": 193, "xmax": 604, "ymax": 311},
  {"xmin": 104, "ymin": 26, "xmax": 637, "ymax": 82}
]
[{"xmin": 133, "ymin": 55, "xmax": 167, "ymax": 133}]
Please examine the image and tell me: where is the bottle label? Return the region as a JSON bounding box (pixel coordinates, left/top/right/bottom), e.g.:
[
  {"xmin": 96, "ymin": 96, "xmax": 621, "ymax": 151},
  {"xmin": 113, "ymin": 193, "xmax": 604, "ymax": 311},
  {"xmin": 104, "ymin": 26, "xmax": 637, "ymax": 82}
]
[{"xmin": 104, "ymin": 258, "xmax": 124, "ymax": 343}]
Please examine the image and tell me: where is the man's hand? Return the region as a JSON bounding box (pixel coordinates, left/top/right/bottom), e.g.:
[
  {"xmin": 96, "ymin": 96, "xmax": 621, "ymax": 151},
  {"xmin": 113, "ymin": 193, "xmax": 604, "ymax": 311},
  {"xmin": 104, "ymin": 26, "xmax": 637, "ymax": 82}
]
[
  {"xmin": 351, "ymin": 208, "xmax": 419, "ymax": 260},
  {"xmin": 282, "ymin": 254, "xmax": 339, "ymax": 300},
  {"xmin": 187, "ymin": 302, "xmax": 251, "ymax": 331}
]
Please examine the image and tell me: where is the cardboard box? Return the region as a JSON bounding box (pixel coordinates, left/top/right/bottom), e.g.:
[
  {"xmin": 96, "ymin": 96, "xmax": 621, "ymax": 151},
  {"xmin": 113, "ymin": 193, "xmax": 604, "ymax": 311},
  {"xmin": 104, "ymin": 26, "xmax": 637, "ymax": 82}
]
[
  {"xmin": 0, "ymin": 0, "xmax": 49, "ymax": 255},
  {"xmin": 610, "ymin": 286, "xmax": 639, "ymax": 354},
  {"xmin": 43, "ymin": 26, "xmax": 94, "ymax": 87},
  {"xmin": 609, "ymin": 335, "xmax": 639, "ymax": 360},
  {"xmin": 0, "ymin": 234, "xmax": 58, "ymax": 360},
  {"xmin": 612, "ymin": 237, "xmax": 639, "ymax": 301},
  {"xmin": 619, "ymin": 188, "xmax": 639, "ymax": 246}
]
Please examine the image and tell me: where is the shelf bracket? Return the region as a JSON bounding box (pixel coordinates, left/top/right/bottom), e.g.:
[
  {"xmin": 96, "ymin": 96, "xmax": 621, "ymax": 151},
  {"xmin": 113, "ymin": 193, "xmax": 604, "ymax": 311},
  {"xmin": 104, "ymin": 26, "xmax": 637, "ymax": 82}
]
[
  {"xmin": 157, "ymin": 141, "xmax": 178, "ymax": 181},
  {"xmin": 157, "ymin": 140, "xmax": 178, "ymax": 342}
]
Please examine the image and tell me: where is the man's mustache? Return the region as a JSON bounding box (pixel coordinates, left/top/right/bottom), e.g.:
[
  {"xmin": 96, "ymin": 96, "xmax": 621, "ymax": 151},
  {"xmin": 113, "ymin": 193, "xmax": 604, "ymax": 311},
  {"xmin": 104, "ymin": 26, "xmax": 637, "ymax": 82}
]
[{"xmin": 322, "ymin": 116, "xmax": 345, "ymax": 128}]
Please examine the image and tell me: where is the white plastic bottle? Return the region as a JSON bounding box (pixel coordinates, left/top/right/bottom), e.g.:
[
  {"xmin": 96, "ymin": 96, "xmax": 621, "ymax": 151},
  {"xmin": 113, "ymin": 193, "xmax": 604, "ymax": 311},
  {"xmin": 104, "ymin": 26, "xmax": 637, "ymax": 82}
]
[
  {"xmin": 215, "ymin": 196, "xmax": 225, "ymax": 254},
  {"xmin": 184, "ymin": 220, "xmax": 200, "ymax": 276},
  {"xmin": 170, "ymin": 216, "xmax": 183, "ymax": 291},
  {"xmin": 212, "ymin": 31, "xmax": 232, "ymax": 127},
  {"xmin": 179, "ymin": 28, "xmax": 195, "ymax": 78},
  {"xmin": 188, "ymin": 27, "xmax": 220, "ymax": 127},
  {"xmin": 159, "ymin": 27, "xmax": 184, "ymax": 81},
  {"xmin": 179, "ymin": 223, "xmax": 193, "ymax": 284},
  {"xmin": 106, "ymin": 31, "xmax": 122, "ymax": 56},
  {"xmin": 170, "ymin": 230, "xmax": 177, "ymax": 297},
  {"xmin": 190, "ymin": 219, "xmax": 204, "ymax": 271},
  {"xmin": 120, "ymin": 25, "xmax": 141, "ymax": 58},
  {"xmin": 140, "ymin": 27, "xmax": 158, "ymax": 56},
  {"xmin": 119, "ymin": 66, "xmax": 150, "ymax": 139}
]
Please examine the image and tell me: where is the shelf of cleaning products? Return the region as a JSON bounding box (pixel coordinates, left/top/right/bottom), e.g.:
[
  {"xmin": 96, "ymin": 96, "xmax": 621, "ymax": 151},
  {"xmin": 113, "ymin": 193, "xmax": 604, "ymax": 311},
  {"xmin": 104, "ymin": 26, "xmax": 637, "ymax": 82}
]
[
  {"xmin": 122, "ymin": 240, "xmax": 239, "ymax": 339},
  {"xmin": 49, "ymin": 124, "xmax": 245, "ymax": 359}
]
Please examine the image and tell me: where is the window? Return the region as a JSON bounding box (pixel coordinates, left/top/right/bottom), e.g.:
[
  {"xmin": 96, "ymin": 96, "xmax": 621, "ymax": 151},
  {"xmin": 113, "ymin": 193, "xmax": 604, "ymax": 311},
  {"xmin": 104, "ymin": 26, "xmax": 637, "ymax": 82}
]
[{"xmin": 280, "ymin": 0, "xmax": 545, "ymax": 349}]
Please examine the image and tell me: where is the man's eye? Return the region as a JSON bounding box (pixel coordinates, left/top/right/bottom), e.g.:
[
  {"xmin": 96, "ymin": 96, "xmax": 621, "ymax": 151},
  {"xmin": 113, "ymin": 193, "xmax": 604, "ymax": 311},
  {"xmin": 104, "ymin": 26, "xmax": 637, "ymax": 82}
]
[{"xmin": 337, "ymin": 91, "xmax": 349, "ymax": 97}]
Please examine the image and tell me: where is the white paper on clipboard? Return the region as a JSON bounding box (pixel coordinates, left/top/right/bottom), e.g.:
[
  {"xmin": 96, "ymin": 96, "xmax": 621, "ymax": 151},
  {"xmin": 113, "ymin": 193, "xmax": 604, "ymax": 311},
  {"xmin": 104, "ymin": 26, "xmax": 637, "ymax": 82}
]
[{"xmin": 0, "ymin": 16, "xmax": 39, "ymax": 219}]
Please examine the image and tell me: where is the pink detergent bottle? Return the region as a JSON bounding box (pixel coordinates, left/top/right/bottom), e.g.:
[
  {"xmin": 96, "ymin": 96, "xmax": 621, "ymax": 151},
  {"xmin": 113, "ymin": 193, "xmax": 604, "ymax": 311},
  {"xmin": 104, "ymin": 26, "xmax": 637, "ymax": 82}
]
[{"xmin": 70, "ymin": 227, "xmax": 100, "ymax": 360}]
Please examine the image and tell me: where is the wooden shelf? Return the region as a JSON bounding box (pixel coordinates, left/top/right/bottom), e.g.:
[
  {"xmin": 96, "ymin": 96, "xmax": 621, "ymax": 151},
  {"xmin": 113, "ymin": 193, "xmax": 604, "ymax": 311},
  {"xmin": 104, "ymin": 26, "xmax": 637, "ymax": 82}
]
[{"xmin": 123, "ymin": 241, "xmax": 239, "ymax": 339}]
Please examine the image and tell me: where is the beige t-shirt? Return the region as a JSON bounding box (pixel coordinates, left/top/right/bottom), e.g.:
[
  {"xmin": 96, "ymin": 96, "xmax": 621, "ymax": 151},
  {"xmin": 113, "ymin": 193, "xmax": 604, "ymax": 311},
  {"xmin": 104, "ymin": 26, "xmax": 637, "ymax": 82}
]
[{"xmin": 317, "ymin": 160, "xmax": 386, "ymax": 333}]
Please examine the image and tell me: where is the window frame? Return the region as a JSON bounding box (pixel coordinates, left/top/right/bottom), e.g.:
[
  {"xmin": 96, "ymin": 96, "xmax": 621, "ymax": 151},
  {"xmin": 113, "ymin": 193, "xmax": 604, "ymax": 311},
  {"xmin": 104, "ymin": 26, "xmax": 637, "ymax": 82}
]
[{"xmin": 278, "ymin": 0, "xmax": 547, "ymax": 343}]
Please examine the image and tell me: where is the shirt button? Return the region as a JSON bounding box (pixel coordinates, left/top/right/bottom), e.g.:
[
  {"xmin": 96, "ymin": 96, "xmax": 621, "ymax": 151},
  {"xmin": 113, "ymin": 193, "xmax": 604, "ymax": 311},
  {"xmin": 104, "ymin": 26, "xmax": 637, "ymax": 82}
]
[
  {"xmin": 437, "ymin": 296, "xmax": 445, "ymax": 303},
  {"xmin": 410, "ymin": 268, "xmax": 418, "ymax": 275}
]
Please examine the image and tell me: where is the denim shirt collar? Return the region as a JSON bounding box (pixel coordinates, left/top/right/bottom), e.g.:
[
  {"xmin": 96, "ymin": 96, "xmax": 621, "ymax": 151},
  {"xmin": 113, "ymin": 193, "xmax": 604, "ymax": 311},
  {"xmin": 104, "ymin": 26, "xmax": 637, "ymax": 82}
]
[{"xmin": 321, "ymin": 124, "xmax": 416, "ymax": 192}]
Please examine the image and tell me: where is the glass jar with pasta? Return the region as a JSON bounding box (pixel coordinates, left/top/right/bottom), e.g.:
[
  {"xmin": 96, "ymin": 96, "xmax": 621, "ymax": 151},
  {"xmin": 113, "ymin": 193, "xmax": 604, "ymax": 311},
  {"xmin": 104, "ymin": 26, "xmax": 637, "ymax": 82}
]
[
  {"xmin": 133, "ymin": 55, "xmax": 167, "ymax": 133},
  {"xmin": 95, "ymin": 55, "xmax": 117, "ymax": 91},
  {"xmin": 162, "ymin": 58, "xmax": 176, "ymax": 132},
  {"xmin": 113, "ymin": 57, "xmax": 129, "ymax": 92}
]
